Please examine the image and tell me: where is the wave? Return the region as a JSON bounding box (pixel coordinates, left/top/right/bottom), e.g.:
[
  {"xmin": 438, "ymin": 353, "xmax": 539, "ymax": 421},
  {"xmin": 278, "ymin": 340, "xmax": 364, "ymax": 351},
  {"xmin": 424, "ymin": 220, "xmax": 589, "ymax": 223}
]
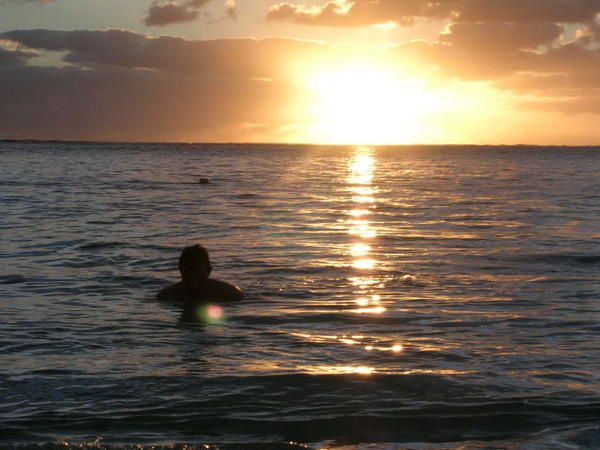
[
  {"xmin": 78, "ymin": 241, "xmax": 129, "ymax": 251},
  {"xmin": 77, "ymin": 242, "xmax": 177, "ymax": 252},
  {"xmin": 0, "ymin": 275, "xmax": 26, "ymax": 284},
  {"xmin": 3, "ymin": 373, "xmax": 599, "ymax": 447},
  {"xmin": 8, "ymin": 424, "xmax": 599, "ymax": 449},
  {"xmin": 524, "ymin": 254, "xmax": 600, "ymax": 266}
]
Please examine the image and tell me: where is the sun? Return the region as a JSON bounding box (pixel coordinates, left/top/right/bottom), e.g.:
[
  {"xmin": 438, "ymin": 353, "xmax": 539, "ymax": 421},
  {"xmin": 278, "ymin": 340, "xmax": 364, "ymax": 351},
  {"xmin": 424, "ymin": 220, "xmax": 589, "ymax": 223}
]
[{"xmin": 306, "ymin": 64, "xmax": 447, "ymax": 145}]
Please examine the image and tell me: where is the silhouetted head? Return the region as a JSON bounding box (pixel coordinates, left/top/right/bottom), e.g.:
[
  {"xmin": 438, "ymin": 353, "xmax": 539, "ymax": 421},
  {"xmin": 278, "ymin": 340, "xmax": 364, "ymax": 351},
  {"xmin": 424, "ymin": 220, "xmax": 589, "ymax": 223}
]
[{"xmin": 179, "ymin": 244, "xmax": 212, "ymax": 290}]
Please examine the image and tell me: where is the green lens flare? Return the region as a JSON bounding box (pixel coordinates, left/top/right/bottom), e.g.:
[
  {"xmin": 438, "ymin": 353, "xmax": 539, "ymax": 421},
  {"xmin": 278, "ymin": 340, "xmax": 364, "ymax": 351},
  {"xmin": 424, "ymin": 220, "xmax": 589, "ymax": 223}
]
[{"xmin": 195, "ymin": 304, "xmax": 225, "ymax": 324}]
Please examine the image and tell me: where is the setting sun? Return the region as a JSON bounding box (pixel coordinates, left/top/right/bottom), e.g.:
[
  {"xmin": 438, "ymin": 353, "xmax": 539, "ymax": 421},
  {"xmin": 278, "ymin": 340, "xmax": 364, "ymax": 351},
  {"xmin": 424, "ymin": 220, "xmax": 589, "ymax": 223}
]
[{"xmin": 306, "ymin": 65, "xmax": 447, "ymax": 145}]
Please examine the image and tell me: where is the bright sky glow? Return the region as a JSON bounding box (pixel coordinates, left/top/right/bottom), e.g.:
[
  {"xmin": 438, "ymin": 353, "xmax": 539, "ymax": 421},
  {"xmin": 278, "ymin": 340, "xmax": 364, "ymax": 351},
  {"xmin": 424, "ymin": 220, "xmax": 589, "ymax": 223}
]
[{"xmin": 306, "ymin": 65, "xmax": 454, "ymax": 144}]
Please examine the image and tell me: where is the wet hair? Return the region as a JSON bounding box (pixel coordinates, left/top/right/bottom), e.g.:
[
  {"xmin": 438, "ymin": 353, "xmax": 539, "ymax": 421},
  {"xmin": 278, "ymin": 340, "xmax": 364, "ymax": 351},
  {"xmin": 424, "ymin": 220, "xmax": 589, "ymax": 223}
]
[{"xmin": 178, "ymin": 244, "xmax": 211, "ymax": 272}]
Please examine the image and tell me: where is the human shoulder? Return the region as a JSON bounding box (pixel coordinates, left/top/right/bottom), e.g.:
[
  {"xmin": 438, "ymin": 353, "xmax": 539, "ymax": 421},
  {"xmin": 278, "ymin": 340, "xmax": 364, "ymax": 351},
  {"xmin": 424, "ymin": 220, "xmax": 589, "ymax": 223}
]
[
  {"xmin": 205, "ymin": 278, "xmax": 244, "ymax": 301},
  {"xmin": 157, "ymin": 282, "xmax": 186, "ymax": 305}
]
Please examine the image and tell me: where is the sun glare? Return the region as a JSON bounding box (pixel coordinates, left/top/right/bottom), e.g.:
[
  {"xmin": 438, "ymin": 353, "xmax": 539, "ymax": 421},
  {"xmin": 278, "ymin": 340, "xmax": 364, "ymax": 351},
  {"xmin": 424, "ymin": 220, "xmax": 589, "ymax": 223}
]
[{"xmin": 307, "ymin": 65, "xmax": 447, "ymax": 145}]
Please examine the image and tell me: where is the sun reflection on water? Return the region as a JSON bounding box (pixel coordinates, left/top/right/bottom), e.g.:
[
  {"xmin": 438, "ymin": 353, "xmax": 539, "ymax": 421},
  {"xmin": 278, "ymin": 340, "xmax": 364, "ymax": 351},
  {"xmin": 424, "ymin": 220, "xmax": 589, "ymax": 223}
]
[
  {"xmin": 348, "ymin": 209, "xmax": 370, "ymax": 217},
  {"xmin": 350, "ymin": 243, "xmax": 371, "ymax": 257},
  {"xmin": 353, "ymin": 306, "xmax": 386, "ymax": 314},
  {"xmin": 352, "ymin": 259, "xmax": 376, "ymax": 270},
  {"xmin": 346, "ymin": 148, "xmax": 383, "ymax": 312},
  {"xmin": 291, "ymin": 148, "xmax": 407, "ymax": 376}
]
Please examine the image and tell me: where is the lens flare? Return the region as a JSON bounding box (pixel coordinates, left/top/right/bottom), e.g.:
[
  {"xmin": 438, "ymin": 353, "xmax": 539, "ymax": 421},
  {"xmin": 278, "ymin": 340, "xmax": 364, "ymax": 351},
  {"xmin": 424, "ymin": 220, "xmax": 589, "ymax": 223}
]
[
  {"xmin": 190, "ymin": 304, "xmax": 225, "ymax": 324},
  {"xmin": 207, "ymin": 305, "xmax": 224, "ymax": 320}
]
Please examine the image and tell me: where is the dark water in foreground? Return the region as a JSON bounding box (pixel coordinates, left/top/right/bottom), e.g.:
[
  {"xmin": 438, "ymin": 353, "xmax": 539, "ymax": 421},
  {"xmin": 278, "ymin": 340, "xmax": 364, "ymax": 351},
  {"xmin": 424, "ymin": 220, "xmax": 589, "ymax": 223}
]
[{"xmin": 1, "ymin": 142, "xmax": 599, "ymax": 449}]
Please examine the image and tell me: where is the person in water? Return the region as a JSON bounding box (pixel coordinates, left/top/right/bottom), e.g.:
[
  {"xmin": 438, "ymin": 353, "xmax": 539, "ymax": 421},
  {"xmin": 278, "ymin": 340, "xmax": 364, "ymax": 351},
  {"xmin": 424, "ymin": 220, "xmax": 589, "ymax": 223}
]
[{"xmin": 157, "ymin": 244, "xmax": 243, "ymax": 306}]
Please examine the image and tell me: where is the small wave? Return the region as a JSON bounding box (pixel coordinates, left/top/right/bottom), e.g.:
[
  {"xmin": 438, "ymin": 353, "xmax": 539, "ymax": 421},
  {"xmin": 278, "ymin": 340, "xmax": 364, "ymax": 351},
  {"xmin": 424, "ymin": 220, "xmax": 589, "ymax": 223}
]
[
  {"xmin": 77, "ymin": 242, "xmax": 176, "ymax": 252},
  {"xmin": 525, "ymin": 254, "xmax": 600, "ymax": 266},
  {"xmin": 78, "ymin": 242, "xmax": 128, "ymax": 251},
  {"xmin": 0, "ymin": 274, "xmax": 26, "ymax": 284}
]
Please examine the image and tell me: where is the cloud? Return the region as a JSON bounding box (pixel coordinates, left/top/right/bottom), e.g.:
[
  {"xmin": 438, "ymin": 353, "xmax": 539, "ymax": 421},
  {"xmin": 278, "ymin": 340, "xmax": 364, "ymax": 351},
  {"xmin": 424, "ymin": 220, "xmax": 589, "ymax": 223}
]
[
  {"xmin": 267, "ymin": 0, "xmax": 600, "ymax": 27},
  {"xmin": 144, "ymin": 1, "xmax": 205, "ymax": 26},
  {"xmin": 266, "ymin": 0, "xmax": 447, "ymax": 27},
  {"xmin": 0, "ymin": 64, "xmax": 296, "ymax": 141},
  {"xmin": 382, "ymin": 25, "xmax": 600, "ymax": 117},
  {"xmin": 0, "ymin": 43, "xmax": 37, "ymax": 66},
  {"xmin": 1, "ymin": 27, "xmax": 599, "ymax": 142},
  {"xmin": 144, "ymin": 0, "xmax": 236, "ymax": 26},
  {"xmin": 394, "ymin": 34, "xmax": 600, "ymax": 87},
  {"xmin": 0, "ymin": 29, "xmax": 326, "ymax": 141},
  {"xmin": 0, "ymin": 29, "xmax": 328, "ymax": 78}
]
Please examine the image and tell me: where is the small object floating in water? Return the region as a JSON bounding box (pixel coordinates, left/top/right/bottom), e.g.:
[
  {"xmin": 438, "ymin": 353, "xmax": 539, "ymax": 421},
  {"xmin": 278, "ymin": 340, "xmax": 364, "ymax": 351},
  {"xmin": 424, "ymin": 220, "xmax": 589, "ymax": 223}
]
[{"xmin": 198, "ymin": 178, "xmax": 210, "ymax": 185}]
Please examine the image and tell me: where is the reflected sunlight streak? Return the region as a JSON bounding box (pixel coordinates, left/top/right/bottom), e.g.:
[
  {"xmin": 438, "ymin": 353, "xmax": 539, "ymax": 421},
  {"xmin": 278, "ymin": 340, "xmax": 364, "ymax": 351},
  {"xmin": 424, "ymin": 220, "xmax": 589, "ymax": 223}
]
[
  {"xmin": 304, "ymin": 365, "xmax": 375, "ymax": 375},
  {"xmin": 350, "ymin": 243, "xmax": 371, "ymax": 257},
  {"xmin": 353, "ymin": 306, "xmax": 387, "ymax": 314},
  {"xmin": 348, "ymin": 209, "xmax": 370, "ymax": 217},
  {"xmin": 352, "ymin": 259, "xmax": 376, "ymax": 270}
]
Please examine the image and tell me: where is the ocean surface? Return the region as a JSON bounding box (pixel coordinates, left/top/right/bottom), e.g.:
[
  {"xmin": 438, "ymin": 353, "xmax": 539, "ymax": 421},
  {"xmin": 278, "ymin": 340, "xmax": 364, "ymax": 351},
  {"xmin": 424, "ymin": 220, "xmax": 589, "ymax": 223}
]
[{"xmin": 1, "ymin": 142, "xmax": 599, "ymax": 450}]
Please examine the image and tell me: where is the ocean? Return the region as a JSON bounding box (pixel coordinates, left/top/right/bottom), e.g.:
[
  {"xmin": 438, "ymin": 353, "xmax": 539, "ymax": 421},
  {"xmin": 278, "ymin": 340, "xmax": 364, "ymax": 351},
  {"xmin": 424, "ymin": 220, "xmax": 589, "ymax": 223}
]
[{"xmin": 1, "ymin": 142, "xmax": 599, "ymax": 449}]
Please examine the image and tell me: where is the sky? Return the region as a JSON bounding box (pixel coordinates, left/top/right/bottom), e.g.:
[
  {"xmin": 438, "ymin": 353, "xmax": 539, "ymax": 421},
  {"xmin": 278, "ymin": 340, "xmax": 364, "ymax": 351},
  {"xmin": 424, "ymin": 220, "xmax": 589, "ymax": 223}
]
[{"xmin": 0, "ymin": 0, "xmax": 599, "ymax": 145}]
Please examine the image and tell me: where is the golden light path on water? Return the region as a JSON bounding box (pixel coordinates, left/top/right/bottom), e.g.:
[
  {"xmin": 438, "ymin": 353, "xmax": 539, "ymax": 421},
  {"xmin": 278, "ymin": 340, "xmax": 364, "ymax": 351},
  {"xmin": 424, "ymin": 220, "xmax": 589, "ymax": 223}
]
[
  {"xmin": 312, "ymin": 148, "xmax": 404, "ymax": 376},
  {"xmin": 287, "ymin": 147, "xmax": 406, "ymax": 376},
  {"xmin": 347, "ymin": 148, "xmax": 383, "ymax": 313}
]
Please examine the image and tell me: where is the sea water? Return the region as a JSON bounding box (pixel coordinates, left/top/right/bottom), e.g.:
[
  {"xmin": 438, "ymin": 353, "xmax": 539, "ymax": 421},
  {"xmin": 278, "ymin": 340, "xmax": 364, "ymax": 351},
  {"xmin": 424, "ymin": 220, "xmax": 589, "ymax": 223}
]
[{"xmin": 1, "ymin": 142, "xmax": 599, "ymax": 449}]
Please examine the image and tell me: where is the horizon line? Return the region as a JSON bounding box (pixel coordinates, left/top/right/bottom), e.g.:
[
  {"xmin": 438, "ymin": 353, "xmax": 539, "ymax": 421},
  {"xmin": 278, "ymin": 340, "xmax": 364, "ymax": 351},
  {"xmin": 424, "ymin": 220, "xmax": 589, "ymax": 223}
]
[{"xmin": 1, "ymin": 138, "xmax": 599, "ymax": 148}]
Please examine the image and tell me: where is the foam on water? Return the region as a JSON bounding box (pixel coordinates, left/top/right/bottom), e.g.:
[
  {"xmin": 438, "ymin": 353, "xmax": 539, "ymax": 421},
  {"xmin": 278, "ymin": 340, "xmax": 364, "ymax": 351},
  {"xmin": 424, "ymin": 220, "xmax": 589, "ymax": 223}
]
[{"xmin": 0, "ymin": 142, "xmax": 599, "ymax": 449}]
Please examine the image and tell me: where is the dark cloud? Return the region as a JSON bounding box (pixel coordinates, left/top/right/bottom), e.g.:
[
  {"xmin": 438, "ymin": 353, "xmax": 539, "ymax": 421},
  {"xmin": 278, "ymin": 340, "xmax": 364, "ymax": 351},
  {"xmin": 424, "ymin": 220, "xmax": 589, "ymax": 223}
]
[
  {"xmin": 144, "ymin": 1, "xmax": 204, "ymax": 26},
  {"xmin": 0, "ymin": 63, "xmax": 295, "ymax": 141},
  {"xmin": 0, "ymin": 46, "xmax": 37, "ymax": 65},
  {"xmin": 144, "ymin": 0, "xmax": 236, "ymax": 26},
  {"xmin": 0, "ymin": 29, "xmax": 329, "ymax": 78},
  {"xmin": 0, "ymin": 29, "xmax": 323, "ymax": 141},
  {"xmin": 267, "ymin": 0, "xmax": 600, "ymax": 26}
]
